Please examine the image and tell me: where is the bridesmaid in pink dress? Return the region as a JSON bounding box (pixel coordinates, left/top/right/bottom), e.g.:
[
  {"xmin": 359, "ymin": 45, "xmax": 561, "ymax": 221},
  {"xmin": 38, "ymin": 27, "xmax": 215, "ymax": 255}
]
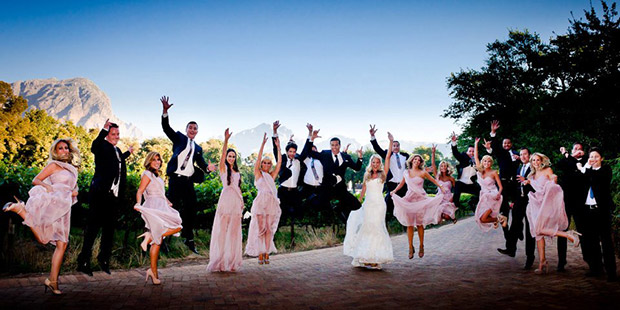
[
  {"xmin": 3, "ymin": 138, "xmax": 80, "ymax": 295},
  {"xmin": 207, "ymin": 128, "xmax": 244, "ymax": 272},
  {"xmin": 430, "ymin": 145, "xmax": 458, "ymax": 223},
  {"xmin": 134, "ymin": 152, "xmax": 183, "ymax": 285},
  {"xmin": 472, "ymin": 138, "xmax": 507, "ymax": 232},
  {"xmin": 521, "ymin": 153, "xmax": 580, "ymax": 274},
  {"xmin": 391, "ymin": 153, "xmax": 445, "ymax": 259},
  {"xmin": 245, "ymin": 133, "xmax": 282, "ymax": 264}
]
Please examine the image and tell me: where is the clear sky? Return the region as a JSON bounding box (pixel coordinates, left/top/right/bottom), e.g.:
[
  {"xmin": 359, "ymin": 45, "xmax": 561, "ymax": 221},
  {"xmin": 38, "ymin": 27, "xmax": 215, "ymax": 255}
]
[{"xmin": 0, "ymin": 0, "xmax": 597, "ymax": 144}]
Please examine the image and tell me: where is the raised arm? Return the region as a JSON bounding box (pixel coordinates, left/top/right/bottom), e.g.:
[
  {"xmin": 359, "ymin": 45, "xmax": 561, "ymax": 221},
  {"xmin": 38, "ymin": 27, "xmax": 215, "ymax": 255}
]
[
  {"xmin": 352, "ymin": 147, "xmax": 363, "ymax": 171},
  {"xmin": 219, "ymin": 128, "xmax": 232, "ymax": 173},
  {"xmin": 91, "ymin": 119, "xmax": 112, "ymax": 154},
  {"xmin": 474, "ymin": 137, "xmax": 481, "ymax": 168},
  {"xmin": 384, "ymin": 132, "xmax": 394, "ymax": 172},
  {"xmin": 431, "ymin": 143, "xmax": 437, "ymax": 178},
  {"xmin": 160, "ymin": 96, "xmax": 178, "ymax": 143},
  {"xmin": 423, "ymin": 170, "xmax": 443, "ymax": 191},
  {"xmin": 272, "ymin": 120, "xmax": 281, "ymax": 163},
  {"xmin": 271, "ymin": 137, "xmax": 282, "ymax": 179},
  {"xmin": 369, "ymin": 124, "xmax": 387, "ymax": 158},
  {"xmin": 255, "ymin": 133, "xmax": 268, "ymax": 179},
  {"xmin": 299, "ymin": 123, "xmax": 321, "ymax": 159}
]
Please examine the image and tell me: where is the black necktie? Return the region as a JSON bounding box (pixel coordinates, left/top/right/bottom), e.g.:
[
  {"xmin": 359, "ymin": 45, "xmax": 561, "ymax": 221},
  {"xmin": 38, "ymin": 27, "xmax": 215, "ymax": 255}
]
[
  {"xmin": 311, "ymin": 159, "xmax": 319, "ymax": 180},
  {"xmin": 395, "ymin": 153, "xmax": 401, "ymax": 169},
  {"xmin": 334, "ymin": 155, "xmax": 339, "ymax": 167},
  {"xmin": 180, "ymin": 139, "xmax": 193, "ymax": 170}
]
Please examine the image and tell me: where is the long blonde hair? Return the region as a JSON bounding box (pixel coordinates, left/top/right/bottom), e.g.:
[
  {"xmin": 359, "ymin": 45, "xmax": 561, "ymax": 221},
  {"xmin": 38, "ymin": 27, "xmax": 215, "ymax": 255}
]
[
  {"xmin": 477, "ymin": 155, "xmax": 494, "ymax": 172},
  {"xmin": 528, "ymin": 152, "xmax": 551, "ymax": 179},
  {"xmin": 438, "ymin": 161, "xmax": 454, "ymax": 178},
  {"xmin": 50, "ymin": 138, "xmax": 81, "ymax": 168},
  {"xmin": 363, "ymin": 154, "xmax": 386, "ymax": 183}
]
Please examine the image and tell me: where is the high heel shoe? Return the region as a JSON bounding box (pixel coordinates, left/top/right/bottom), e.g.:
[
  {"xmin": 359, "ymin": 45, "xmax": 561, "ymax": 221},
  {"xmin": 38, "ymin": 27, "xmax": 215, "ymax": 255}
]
[
  {"xmin": 3, "ymin": 196, "xmax": 25, "ymax": 214},
  {"xmin": 408, "ymin": 246, "xmax": 415, "ymax": 259},
  {"xmin": 258, "ymin": 254, "xmax": 264, "ymax": 265},
  {"xmin": 137, "ymin": 232, "xmax": 152, "ymax": 252},
  {"xmin": 145, "ymin": 269, "xmax": 161, "ymax": 285},
  {"xmin": 44, "ymin": 278, "xmax": 62, "ymax": 295},
  {"xmin": 264, "ymin": 254, "xmax": 270, "ymax": 265},
  {"xmin": 419, "ymin": 245, "xmax": 425, "ymax": 258},
  {"xmin": 567, "ymin": 230, "xmax": 582, "ymax": 247},
  {"xmin": 534, "ymin": 260, "xmax": 548, "ymax": 275}
]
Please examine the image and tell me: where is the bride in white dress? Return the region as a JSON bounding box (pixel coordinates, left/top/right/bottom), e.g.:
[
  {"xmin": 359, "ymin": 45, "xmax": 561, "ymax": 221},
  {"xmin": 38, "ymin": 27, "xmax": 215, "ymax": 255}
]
[{"xmin": 343, "ymin": 133, "xmax": 395, "ymax": 269}]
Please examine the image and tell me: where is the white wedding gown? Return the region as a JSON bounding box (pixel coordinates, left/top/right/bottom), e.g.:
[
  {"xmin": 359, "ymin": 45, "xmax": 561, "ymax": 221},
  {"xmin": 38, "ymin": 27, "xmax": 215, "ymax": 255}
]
[{"xmin": 343, "ymin": 178, "xmax": 394, "ymax": 268}]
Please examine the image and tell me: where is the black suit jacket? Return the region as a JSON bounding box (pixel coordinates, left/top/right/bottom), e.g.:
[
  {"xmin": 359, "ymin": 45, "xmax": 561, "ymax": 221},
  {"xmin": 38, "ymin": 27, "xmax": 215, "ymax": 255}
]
[
  {"xmin": 370, "ymin": 138, "xmax": 409, "ymax": 182},
  {"xmin": 89, "ymin": 129, "xmax": 129, "ymax": 197},
  {"xmin": 557, "ymin": 155, "xmax": 588, "ymax": 201},
  {"xmin": 451, "ymin": 144, "xmax": 476, "ymax": 180},
  {"xmin": 300, "ymin": 139, "xmax": 362, "ymax": 188},
  {"xmin": 162, "ymin": 115, "xmax": 209, "ymax": 182},
  {"xmin": 489, "ymin": 137, "xmax": 519, "ymax": 180},
  {"xmin": 578, "ymin": 165, "xmax": 615, "ymax": 213},
  {"xmin": 272, "ymin": 137, "xmax": 306, "ymax": 186}
]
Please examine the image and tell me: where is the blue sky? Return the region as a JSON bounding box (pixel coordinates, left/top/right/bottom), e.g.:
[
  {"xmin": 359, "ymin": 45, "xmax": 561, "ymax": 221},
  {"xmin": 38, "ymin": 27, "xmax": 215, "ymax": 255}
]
[{"xmin": 0, "ymin": 0, "xmax": 597, "ymax": 144}]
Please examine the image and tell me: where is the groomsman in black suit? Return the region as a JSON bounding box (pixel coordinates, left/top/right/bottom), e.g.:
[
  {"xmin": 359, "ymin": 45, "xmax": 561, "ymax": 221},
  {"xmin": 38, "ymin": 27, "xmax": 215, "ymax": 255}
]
[
  {"xmin": 369, "ymin": 125, "xmax": 408, "ymax": 216},
  {"xmin": 272, "ymin": 121, "xmax": 306, "ymax": 245},
  {"xmin": 300, "ymin": 124, "xmax": 363, "ymax": 223},
  {"xmin": 299, "ymin": 126, "xmax": 325, "ymax": 215},
  {"xmin": 556, "ymin": 143, "xmax": 587, "ymax": 271},
  {"xmin": 485, "ymin": 120, "xmax": 520, "ymax": 242},
  {"xmin": 451, "ymin": 132, "xmax": 480, "ymax": 211},
  {"xmin": 498, "ymin": 148, "xmax": 536, "ymax": 269},
  {"xmin": 78, "ymin": 119, "xmax": 132, "ymax": 276},
  {"xmin": 576, "ymin": 148, "xmax": 617, "ymax": 281},
  {"xmin": 161, "ymin": 96, "xmax": 215, "ymax": 254}
]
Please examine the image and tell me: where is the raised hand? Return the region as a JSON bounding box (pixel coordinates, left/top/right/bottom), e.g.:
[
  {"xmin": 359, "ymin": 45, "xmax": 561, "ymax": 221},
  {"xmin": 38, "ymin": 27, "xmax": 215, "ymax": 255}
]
[
  {"xmin": 431, "ymin": 143, "xmax": 436, "ymax": 154},
  {"xmin": 483, "ymin": 138, "xmax": 491, "ymax": 150},
  {"xmin": 207, "ymin": 161, "xmax": 217, "ymax": 172},
  {"xmin": 224, "ymin": 128, "xmax": 232, "ymax": 140},
  {"xmin": 387, "ymin": 131, "xmax": 394, "ymax": 142},
  {"xmin": 311, "ymin": 129, "xmax": 321, "ymax": 141},
  {"xmin": 356, "ymin": 147, "xmax": 363, "ymax": 158},
  {"xmin": 161, "ymin": 96, "xmax": 173, "ymax": 113},
  {"xmin": 103, "ymin": 118, "xmax": 112, "ymax": 130},
  {"xmin": 559, "ymin": 146, "xmax": 566, "ymax": 155},
  {"xmin": 262, "ymin": 132, "xmax": 268, "ymax": 145},
  {"xmin": 451, "ymin": 131, "xmax": 457, "ymax": 142},
  {"xmin": 128, "ymin": 145, "xmax": 135, "ymax": 154},
  {"xmin": 306, "ymin": 123, "xmax": 313, "ymax": 134},
  {"xmin": 343, "ymin": 143, "xmax": 351, "ymax": 153},
  {"xmin": 273, "ymin": 120, "xmax": 281, "ymax": 134},
  {"xmin": 491, "ymin": 120, "xmax": 500, "ymax": 134},
  {"xmin": 369, "ymin": 124, "xmax": 377, "ymax": 137},
  {"xmin": 475, "ymin": 137, "xmax": 481, "ymax": 145},
  {"xmin": 289, "ymin": 134, "xmax": 295, "ymax": 142}
]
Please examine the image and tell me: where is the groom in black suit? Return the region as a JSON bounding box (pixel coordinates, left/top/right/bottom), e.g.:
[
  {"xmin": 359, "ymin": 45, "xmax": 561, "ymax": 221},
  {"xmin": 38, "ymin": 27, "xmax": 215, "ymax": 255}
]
[
  {"xmin": 498, "ymin": 148, "xmax": 536, "ymax": 269},
  {"xmin": 451, "ymin": 132, "xmax": 480, "ymax": 211},
  {"xmin": 78, "ymin": 119, "xmax": 131, "ymax": 276},
  {"xmin": 300, "ymin": 124, "xmax": 363, "ymax": 223},
  {"xmin": 161, "ymin": 96, "xmax": 215, "ymax": 254}
]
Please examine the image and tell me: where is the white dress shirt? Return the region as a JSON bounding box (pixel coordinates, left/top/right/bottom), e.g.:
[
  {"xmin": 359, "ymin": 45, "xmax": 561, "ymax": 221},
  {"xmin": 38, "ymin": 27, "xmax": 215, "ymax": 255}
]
[
  {"xmin": 174, "ymin": 138, "xmax": 196, "ymax": 177},
  {"xmin": 304, "ymin": 157, "xmax": 323, "ymax": 186},
  {"xmin": 280, "ymin": 157, "xmax": 301, "ymax": 188},
  {"xmin": 580, "ymin": 163, "xmax": 600, "ymax": 205},
  {"xmin": 388, "ymin": 152, "xmax": 407, "ymax": 183}
]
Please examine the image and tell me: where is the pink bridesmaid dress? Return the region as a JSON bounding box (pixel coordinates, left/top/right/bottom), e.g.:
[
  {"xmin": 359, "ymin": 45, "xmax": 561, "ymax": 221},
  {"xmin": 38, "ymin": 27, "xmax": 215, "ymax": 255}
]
[
  {"xmin": 22, "ymin": 160, "xmax": 78, "ymax": 245},
  {"xmin": 207, "ymin": 171, "xmax": 244, "ymax": 272},
  {"xmin": 526, "ymin": 176, "xmax": 568, "ymax": 241},
  {"xmin": 392, "ymin": 174, "xmax": 444, "ymax": 227},
  {"xmin": 135, "ymin": 171, "xmax": 182, "ymax": 245},
  {"xmin": 437, "ymin": 179, "xmax": 458, "ymax": 220},
  {"xmin": 245, "ymin": 171, "xmax": 281, "ymax": 257},
  {"xmin": 474, "ymin": 172, "xmax": 503, "ymax": 231}
]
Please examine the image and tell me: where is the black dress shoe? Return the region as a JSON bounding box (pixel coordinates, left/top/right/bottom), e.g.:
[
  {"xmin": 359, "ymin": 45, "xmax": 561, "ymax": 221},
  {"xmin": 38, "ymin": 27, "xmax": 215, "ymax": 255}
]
[
  {"xmin": 557, "ymin": 262, "xmax": 567, "ymax": 272},
  {"xmin": 524, "ymin": 257, "xmax": 534, "ymax": 270},
  {"xmin": 98, "ymin": 261, "xmax": 111, "ymax": 275},
  {"xmin": 77, "ymin": 261, "xmax": 93, "ymax": 276},
  {"xmin": 185, "ymin": 240, "xmax": 199, "ymax": 255},
  {"xmin": 518, "ymin": 230, "xmax": 524, "ymax": 241},
  {"xmin": 497, "ymin": 248, "xmax": 516, "ymax": 257}
]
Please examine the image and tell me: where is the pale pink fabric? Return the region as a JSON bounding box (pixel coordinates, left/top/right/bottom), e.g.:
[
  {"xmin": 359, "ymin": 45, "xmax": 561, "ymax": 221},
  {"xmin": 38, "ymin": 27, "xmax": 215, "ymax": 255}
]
[
  {"xmin": 526, "ymin": 175, "xmax": 568, "ymax": 241},
  {"xmin": 392, "ymin": 174, "xmax": 444, "ymax": 227},
  {"xmin": 22, "ymin": 161, "xmax": 78, "ymax": 246},
  {"xmin": 245, "ymin": 171, "xmax": 281, "ymax": 257},
  {"xmin": 474, "ymin": 172, "xmax": 503, "ymax": 232},
  {"xmin": 207, "ymin": 171, "xmax": 243, "ymax": 272},
  {"xmin": 135, "ymin": 171, "xmax": 182, "ymax": 245},
  {"xmin": 437, "ymin": 179, "xmax": 458, "ymax": 220}
]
